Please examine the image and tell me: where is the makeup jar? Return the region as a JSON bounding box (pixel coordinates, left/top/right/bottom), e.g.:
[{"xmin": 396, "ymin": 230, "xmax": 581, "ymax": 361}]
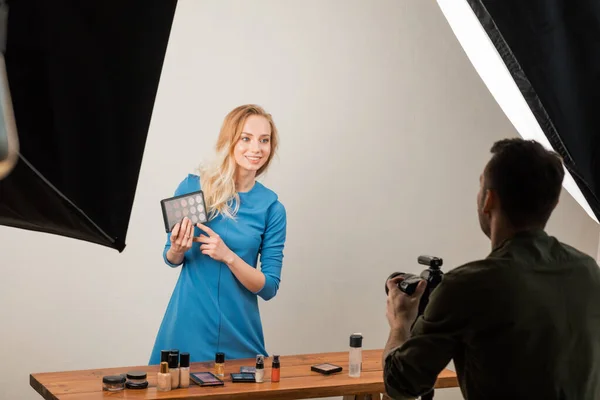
[
  {"xmin": 102, "ymin": 375, "xmax": 126, "ymax": 392},
  {"xmin": 125, "ymin": 371, "xmax": 148, "ymax": 389}
]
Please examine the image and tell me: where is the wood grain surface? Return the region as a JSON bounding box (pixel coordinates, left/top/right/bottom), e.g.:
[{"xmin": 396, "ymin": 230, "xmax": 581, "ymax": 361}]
[{"xmin": 30, "ymin": 349, "xmax": 458, "ymax": 399}]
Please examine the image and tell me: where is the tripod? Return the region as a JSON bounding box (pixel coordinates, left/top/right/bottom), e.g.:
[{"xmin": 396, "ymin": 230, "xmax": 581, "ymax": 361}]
[{"xmin": 415, "ymin": 256, "xmax": 444, "ymax": 400}]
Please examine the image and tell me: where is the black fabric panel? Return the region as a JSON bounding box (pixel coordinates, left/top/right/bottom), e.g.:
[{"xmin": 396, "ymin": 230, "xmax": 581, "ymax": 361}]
[
  {"xmin": 0, "ymin": 0, "xmax": 178, "ymax": 251},
  {"xmin": 0, "ymin": 156, "xmax": 112, "ymax": 248},
  {"xmin": 467, "ymin": 0, "xmax": 600, "ymax": 222}
]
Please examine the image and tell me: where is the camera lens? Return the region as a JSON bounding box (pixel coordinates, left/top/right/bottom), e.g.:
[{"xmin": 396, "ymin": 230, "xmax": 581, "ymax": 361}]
[{"xmin": 385, "ymin": 272, "xmax": 404, "ymax": 295}]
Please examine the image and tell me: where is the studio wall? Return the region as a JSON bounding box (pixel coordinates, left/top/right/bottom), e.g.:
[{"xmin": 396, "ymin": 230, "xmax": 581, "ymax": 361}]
[{"xmin": 0, "ymin": 1, "xmax": 597, "ymax": 400}]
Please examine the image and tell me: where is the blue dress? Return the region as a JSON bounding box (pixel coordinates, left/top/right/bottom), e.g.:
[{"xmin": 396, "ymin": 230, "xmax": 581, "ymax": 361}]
[{"xmin": 149, "ymin": 174, "xmax": 287, "ymax": 364}]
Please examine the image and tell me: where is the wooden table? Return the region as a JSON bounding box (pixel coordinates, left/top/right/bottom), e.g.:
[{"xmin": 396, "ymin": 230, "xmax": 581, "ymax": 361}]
[{"xmin": 30, "ymin": 349, "xmax": 458, "ymax": 399}]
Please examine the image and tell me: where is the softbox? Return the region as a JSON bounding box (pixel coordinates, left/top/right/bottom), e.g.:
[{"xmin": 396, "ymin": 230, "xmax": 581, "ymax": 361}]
[
  {"xmin": 437, "ymin": 0, "xmax": 600, "ymax": 224},
  {"xmin": 0, "ymin": 0, "xmax": 178, "ymax": 252}
]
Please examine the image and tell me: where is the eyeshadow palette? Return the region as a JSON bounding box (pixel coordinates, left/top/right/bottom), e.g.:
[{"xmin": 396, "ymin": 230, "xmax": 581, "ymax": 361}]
[
  {"xmin": 311, "ymin": 363, "xmax": 343, "ymax": 375},
  {"xmin": 160, "ymin": 190, "xmax": 208, "ymax": 232},
  {"xmin": 231, "ymin": 373, "xmax": 255, "ymax": 383},
  {"xmin": 190, "ymin": 372, "xmax": 224, "ymax": 387}
]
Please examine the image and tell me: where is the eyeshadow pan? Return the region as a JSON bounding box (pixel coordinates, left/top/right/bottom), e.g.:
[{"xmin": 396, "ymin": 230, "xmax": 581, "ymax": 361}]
[
  {"xmin": 315, "ymin": 364, "xmax": 336, "ymax": 370},
  {"xmin": 160, "ymin": 190, "xmax": 208, "ymax": 232}
]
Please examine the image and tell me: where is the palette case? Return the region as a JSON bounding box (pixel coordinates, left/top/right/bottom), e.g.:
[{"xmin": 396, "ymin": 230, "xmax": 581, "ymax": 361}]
[
  {"xmin": 160, "ymin": 190, "xmax": 208, "ymax": 232},
  {"xmin": 311, "ymin": 363, "xmax": 343, "ymax": 375}
]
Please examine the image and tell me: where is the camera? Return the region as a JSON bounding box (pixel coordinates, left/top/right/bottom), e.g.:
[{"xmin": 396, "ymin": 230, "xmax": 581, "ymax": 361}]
[{"xmin": 385, "ymin": 255, "xmax": 444, "ymax": 318}]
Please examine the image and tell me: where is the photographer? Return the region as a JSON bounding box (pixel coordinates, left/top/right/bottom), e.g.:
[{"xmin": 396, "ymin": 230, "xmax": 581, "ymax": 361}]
[{"xmin": 383, "ymin": 138, "xmax": 600, "ymax": 400}]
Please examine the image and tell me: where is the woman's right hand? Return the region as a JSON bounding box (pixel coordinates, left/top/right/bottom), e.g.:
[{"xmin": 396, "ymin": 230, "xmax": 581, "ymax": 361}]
[{"xmin": 169, "ymin": 217, "xmax": 194, "ymax": 256}]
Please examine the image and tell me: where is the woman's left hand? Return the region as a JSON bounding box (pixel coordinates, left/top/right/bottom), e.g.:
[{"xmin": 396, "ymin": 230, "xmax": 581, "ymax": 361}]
[{"xmin": 194, "ymin": 223, "xmax": 235, "ymax": 263}]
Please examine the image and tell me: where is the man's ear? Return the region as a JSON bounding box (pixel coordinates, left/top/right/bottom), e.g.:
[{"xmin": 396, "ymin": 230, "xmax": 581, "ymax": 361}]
[{"xmin": 482, "ymin": 188, "xmax": 495, "ymax": 214}]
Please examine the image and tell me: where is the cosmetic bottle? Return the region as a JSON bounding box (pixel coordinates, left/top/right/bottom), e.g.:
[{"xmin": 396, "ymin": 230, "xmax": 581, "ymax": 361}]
[
  {"xmin": 157, "ymin": 362, "xmax": 172, "ymax": 392},
  {"xmin": 179, "ymin": 352, "xmax": 190, "ymax": 388},
  {"xmin": 255, "ymin": 354, "xmax": 265, "ymax": 383},
  {"xmin": 349, "ymin": 333, "xmax": 363, "ymax": 378},
  {"xmin": 271, "ymin": 355, "xmax": 280, "ymax": 382},
  {"xmin": 169, "ymin": 353, "xmax": 180, "ymax": 388},
  {"xmin": 214, "ymin": 352, "xmax": 225, "ymax": 378},
  {"xmin": 170, "ymin": 349, "xmax": 180, "ymax": 365},
  {"xmin": 161, "ymin": 349, "xmax": 170, "ymax": 364},
  {"xmin": 170, "ymin": 349, "xmax": 180, "ymax": 366}
]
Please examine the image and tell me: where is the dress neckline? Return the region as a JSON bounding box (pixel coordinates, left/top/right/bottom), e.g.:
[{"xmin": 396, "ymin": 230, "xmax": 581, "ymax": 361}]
[{"xmin": 238, "ymin": 180, "xmax": 261, "ymax": 196}]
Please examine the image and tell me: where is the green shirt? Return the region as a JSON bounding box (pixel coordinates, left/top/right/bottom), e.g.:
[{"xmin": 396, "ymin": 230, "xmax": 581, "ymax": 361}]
[{"xmin": 384, "ymin": 229, "xmax": 600, "ymax": 400}]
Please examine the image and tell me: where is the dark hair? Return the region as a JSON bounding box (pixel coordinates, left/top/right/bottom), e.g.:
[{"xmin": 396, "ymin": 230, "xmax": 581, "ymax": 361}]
[{"xmin": 484, "ymin": 138, "xmax": 565, "ymax": 228}]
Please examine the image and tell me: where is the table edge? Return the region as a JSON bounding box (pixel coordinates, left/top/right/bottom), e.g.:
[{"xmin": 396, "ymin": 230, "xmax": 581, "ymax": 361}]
[
  {"xmin": 29, "ymin": 370, "xmax": 458, "ymax": 400},
  {"xmin": 30, "ymin": 374, "xmax": 59, "ymax": 400}
]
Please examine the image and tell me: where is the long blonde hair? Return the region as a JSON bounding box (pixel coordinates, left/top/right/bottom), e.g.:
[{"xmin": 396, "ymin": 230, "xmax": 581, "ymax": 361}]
[{"xmin": 199, "ymin": 104, "xmax": 278, "ymax": 220}]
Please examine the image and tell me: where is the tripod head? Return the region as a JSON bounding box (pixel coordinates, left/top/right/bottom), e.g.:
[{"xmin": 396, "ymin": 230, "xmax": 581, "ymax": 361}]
[{"xmin": 415, "ymin": 255, "xmax": 443, "ymax": 316}]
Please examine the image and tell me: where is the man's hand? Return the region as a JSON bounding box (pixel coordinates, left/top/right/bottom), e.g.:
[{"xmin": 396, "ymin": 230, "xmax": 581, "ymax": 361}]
[{"xmin": 386, "ymin": 276, "xmax": 427, "ymax": 330}]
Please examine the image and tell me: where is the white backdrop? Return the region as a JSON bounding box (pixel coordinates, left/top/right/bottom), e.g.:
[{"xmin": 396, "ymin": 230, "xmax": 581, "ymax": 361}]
[{"xmin": 1, "ymin": 1, "xmax": 598, "ymax": 400}]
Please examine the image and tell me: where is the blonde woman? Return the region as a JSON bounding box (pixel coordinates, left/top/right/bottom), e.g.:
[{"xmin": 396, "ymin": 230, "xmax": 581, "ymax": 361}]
[{"xmin": 149, "ymin": 105, "xmax": 287, "ymax": 364}]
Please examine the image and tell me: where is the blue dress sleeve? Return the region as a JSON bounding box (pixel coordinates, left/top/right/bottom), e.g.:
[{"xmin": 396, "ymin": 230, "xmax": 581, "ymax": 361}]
[
  {"xmin": 255, "ymin": 200, "xmax": 287, "ymax": 301},
  {"xmin": 162, "ymin": 176, "xmax": 194, "ymax": 268}
]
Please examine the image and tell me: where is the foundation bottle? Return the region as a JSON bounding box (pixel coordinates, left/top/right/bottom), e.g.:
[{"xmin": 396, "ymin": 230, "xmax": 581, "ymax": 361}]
[
  {"xmin": 255, "ymin": 354, "xmax": 265, "ymax": 383},
  {"xmin": 169, "ymin": 353, "xmax": 180, "ymax": 388},
  {"xmin": 157, "ymin": 362, "xmax": 171, "ymax": 392},
  {"xmin": 271, "ymin": 355, "xmax": 280, "ymax": 382},
  {"xmin": 214, "ymin": 352, "xmax": 225, "ymax": 378},
  {"xmin": 179, "ymin": 352, "xmax": 190, "ymax": 388}
]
